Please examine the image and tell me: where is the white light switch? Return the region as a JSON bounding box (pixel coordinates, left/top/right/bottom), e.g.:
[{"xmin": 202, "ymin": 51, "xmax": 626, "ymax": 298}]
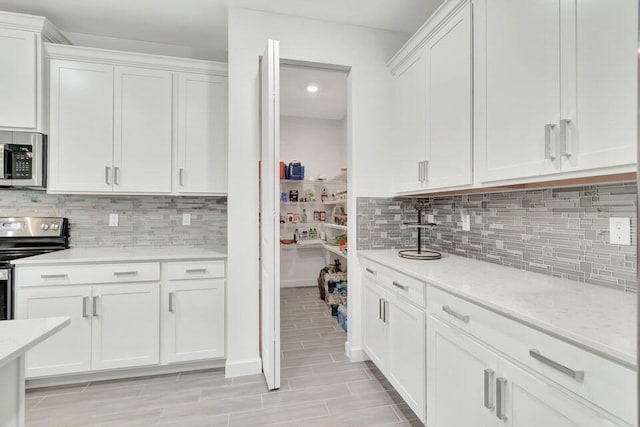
[
  {"xmin": 109, "ymin": 213, "xmax": 118, "ymax": 227},
  {"xmin": 182, "ymin": 213, "xmax": 191, "ymax": 226},
  {"xmin": 428, "ymin": 214, "xmax": 434, "ymax": 223},
  {"xmin": 462, "ymin": 214, "xmax": 471, "ymax": 231},
  {"xmin": 609, "ymin": 217, "xmax": 631, "ymax": 245}
]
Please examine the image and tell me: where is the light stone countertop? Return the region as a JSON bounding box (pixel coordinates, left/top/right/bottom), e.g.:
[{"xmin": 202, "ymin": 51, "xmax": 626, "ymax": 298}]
[
  {"xmin": 11, "ymin": 246, "xmax": 227, "ymax": 266},
  {"xmin": 358, "ymin": 249, "xmax": 637, "ymax": 368},
  {"xmin": 0, "ymin": 317, "xmax": 70, "ymax": 368}
]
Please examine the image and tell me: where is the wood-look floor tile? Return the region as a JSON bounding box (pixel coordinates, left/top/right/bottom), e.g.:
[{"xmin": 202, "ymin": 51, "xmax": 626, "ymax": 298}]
[
  {"xmin": 325, "ymin": 389, "xmax": 405, "ymax": 414},
  {"xmin": 228, "ymin": 400, "xmax": 329, "ymax": 426},
  {"xmin": 288, "ymin": 369, "xmax": 370, "ymax": 390},
  {"xmin": 391, "ymin": 403, "xmax": 419, "ymax": 421},
  {"xmin": 261, "ymin": 383, "xmax": 349, "ymax": 408},
  {"xmin": 285, "ymin": 405, "xmax": 402, "ymax": 427},
  {"xmin": 160, "ymin": 395, "xmax": 262, "ymax": 419}
]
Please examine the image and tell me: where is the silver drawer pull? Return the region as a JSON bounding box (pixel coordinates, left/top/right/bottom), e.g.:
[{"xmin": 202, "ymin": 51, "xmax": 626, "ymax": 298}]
[
  {"xmin": 169, "ymin": 292, "xmax": 175, "ymax": 313},
  {"xmin": 392, "ymin": 281, "xmax": 408, "ymax": 291},
  {"xmin": 496, "ymin": 377, "xmax": 508, "ymax": 421},
  {"xmin": 92, "ymin": 296, "xmax": 99, "ymax": 318},
  {"xmin": 442, "ymin": 305, "xmax": 470, "ymax": 323},
  {"xmin": 186, "ymin": 268, "xmax": 207, "ymax": 274},
  {"xmin": 365, "ymin": 267, "xmax": 376, "ymax": 275},
  {"xmin": 113, "ymin": 271, "xmax": 138, "ymax": 276},
  {"xmin": 82, "ymin": 296, "xmax": 89, "ymax": 318},
  {"xmin": 41, "ymin": 274, "xmax": 68, "ymax": 280},
  {"xmin": 483, "ymin": 369, "xmax": 495, "ymax": 410},
  {"xmin": 529, "ymin": 349, "xmax": 584, "ymax": 381}
]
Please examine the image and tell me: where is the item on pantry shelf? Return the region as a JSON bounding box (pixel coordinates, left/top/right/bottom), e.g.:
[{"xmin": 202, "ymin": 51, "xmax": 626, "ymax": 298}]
[
  {"xmin": 280, "ymin": 215, "xmax": 285, "ymax": 224},
  {"xmin": 289, "ymin": 190, "xmax": 298, "ymax": 202},
  {"xmin": 321, "ymin": 188, "xmax": 328, "ymax": 202},
  {"xmin": 293, "ymin": 213, "xmax": 301, "ymax": 223},
  {"xmin": 313, "ymin": 211, "xmax": 320, "ymax": 221},
  {"xmin": 279, "ymin": 162, "xmax": 286, "ymax": 179},
  {"xmin": 319, "ymin": 211, "xmax": 326, "ymax": 222},
  {"xmin": 280, "ymin": 239, "xmax": 295, "ymax": 244},
  {"xmin": 302, "ymin": 209, "xmax": 308, "ymax": 223},
  {"xmin": 307, "ymin": 191, "xmax": 316, "ymax": 202},
  {"xmin": 281, "ymin": 192, "xmax": 287, "ymax": 202},
  {"xmin": 301, "ymin": 230, "xmax": 308, "ymax": 240},
  {"xmin": 288, "ymin": 161, "xmax": 304, "ymax": 180},
  {"xmin": 293, "ymin": 228, "xmax": 299, "ymax": 242},
  {"xmin": 287, "ymin": 213, "xmax": 294, "ymax": 222},
  {"xmin": 337, "ymin": 304, "xmax": 348, "ymax": 332}
]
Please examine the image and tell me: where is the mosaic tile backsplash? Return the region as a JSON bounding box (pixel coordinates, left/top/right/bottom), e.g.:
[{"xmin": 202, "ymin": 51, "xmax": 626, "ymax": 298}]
[
  {"xmin": 0, "ymin": 191, "xmax": 227, "ymax": 248},
  {"xmin": 357, "ymin": 183, "xmax": 637, "ymax": 292}
]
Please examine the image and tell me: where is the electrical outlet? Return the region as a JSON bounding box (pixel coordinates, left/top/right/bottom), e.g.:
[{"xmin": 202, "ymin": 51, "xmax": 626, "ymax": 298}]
[
  {"xmin": 182, "ymin": 213, "xmax": 191, "ymax": 226},
  {"xmin": 462, "ymin": 214, "xmax": 471, "ymax": 231},
  {"xmin": 428, "ymin": 214, "xmax": 434, "ymax": 223},
  {"xmin": 109, "ymin": 213, "xmax": 118, "ymax": 227},
  {"xmin": 609, "ymin": 217, "xmax": 631, "ymax": 245}
]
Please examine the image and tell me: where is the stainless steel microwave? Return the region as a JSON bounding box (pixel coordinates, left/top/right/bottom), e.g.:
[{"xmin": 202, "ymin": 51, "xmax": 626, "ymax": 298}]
[{"xmin": 0, "ymin": 132, "xmax": 46, "ymax": 189}]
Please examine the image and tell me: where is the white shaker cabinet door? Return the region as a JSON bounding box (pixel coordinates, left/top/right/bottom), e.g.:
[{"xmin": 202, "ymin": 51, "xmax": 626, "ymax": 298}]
[
  {"xmin": 49, "ymin": 60, "xmax": 114, "ymax": 192},
  {"xmin": 475, "ymin": 0, "xmax": 562, "ymax": 183},
  {"xmin": 91, "ymin": 283, "xmax": 160, "ymax": 371},
  {"xmin": 176, "ymin": 73, "xmax": 227, "ymax": 194},
  {"xmin": 425, "ymin": 2, "xmax": 473, "ymax": 190},
  {"xmin": 362, "ymin": 278, "xmax": 388, "ymax": 370},
  {"xmin": 18, "ymin": 286, "xmax": 92, "ymax": 378},
  {"xmin": 393, "ymin": 48, "xmax": 428, "ymax": 194},
  {"xmin": 559, "ymin": 0, "xmax": 638, "ymax": 173},
  {"xmin": 387, "ymin": 294, "xmax": 425, "ymax": 422},
  {"xmin": 164, "ymin": 278, "xmax": 225, "ymax": 363},
  {"xmin": 113, "ymin": 66, "xmax": 173, "ymax": 193},
  {"xmin": 426, "ymin": 315, "xmax": 498, "ymax": 427},
  {"xmin": 0, "ymin": 28, "xmax": 37, "ymax": 130}
]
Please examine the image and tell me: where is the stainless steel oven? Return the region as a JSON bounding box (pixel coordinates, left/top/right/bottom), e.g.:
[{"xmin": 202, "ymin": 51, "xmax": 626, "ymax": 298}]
[{"xmin": 0, "ymin": 131, "xmax": 46, "ymax": 189}]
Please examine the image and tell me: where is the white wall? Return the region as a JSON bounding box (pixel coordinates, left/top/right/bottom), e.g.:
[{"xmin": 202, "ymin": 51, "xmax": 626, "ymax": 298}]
[
  {"xmin": 280, "ymin": 116, "xmax": 346, "ymax": 180},
  {"xmin": 226, "ymin": 7, "xmax": 408, "ymax": 377}
]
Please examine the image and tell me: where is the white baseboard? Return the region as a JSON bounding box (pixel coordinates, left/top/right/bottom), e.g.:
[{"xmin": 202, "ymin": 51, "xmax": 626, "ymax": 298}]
[
  {"xmin": 225, "ymin": 357, "xmax": 262, "ymax": 378},
  {"xmin": 348, "ymin": 345, "xmax": 369, "ymax": 362},
  {"xmin": 26, "ymin": 359, "xmax": 225, "ymax": 389}
]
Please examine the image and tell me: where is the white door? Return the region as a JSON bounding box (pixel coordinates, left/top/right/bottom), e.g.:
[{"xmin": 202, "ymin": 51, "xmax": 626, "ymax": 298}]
[
  {"xmin": 176, "ymin": 73, "xmax": 228, "ymax": 194},
  {"xmin": 394, "ymin": 47, "xmax": 428, "ymax": 193},
  {"xmin": 259, "ymin": 39, "xmax": 281, "ymax": 390},
  {"xmin": 559, "ymin": 0, "xmax": 638, "ymax": 173},
  {"xmin": 362, "ymin": 279, "xmax": 388, "ymax": 370},
  {"xmin": 426, "ymin": 2, "xmax": 473, "ymax": 190},
  {"xmin": 387, "ymin": 294, "xmax": 425, "ymax": 422},
  {"xmin": 165, "ymin": 279, "xmax": 225, "ymax": 363},
  {"xmin": 49, "ymin": 60, "xmax": 114, "ymax": 192},
  {"xmin": 0, "ymin": 28, "xmax": 37, "ymax": 130},
  {"xmin": 426, "ymin": 315, "xmax": 498, "ymax": 427},
  {"xmin": 91, "ymin": 283, "xmax": 160, "ymax": 370},
  {"xmin": 18, "ymin": 287, "xmax": 92, "ymax": 378},
  {"xmin": 113, "ymin": 66, "xmax": 173, "ymax": 193},
  {"xmin": 476, "ymin": 0, "xmax": 562, "ymax": 183}
]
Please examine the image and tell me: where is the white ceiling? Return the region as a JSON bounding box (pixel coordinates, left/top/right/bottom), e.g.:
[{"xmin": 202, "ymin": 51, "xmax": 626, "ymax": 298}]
[
  {"xmin": 280, "ymin": 65, "xmax": 348, "ymax": 121},
  {"xmin": 0, "ymin": 0, "xmax": 445, "ymax": 61}
]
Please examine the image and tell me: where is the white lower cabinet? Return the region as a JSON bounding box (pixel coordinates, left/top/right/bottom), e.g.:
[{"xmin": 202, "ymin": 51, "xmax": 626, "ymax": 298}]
[
  {"xmin": 362, "ymin": 270, "xmax": 425, "ymax": 423},
  {"xmin": 164, "ymin": 277, "xmax": 225, "ymax": 363},
  {"xmin": 91, "ymin": 283, "xmax": 160, "ymax": 370},
  {"xmin": 18, "ymin": 286, "xmax": 92, "ymax": 377}
]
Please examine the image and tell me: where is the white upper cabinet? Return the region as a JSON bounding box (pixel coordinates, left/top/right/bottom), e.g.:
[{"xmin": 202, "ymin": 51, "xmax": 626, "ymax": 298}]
[
  {"xmin": 425, "ymin": 2, "xmax": 473, "ymax": 189},
  {"xmin": 114, "ymin": 66, "xmax": 173, "ymax": 193},
  {"xmin": 474, "ymin": 0, "xmax": 562, "ymax": 182},
  {"xmin": 559, "ymin": 0, "xmax": 638, "ymax": 173},
  {"xmin": 176, "ymin": 73, "xmax": 228, "ymax": 195},
  {"xmin": 0, "ymin": 28, "xmax": 37, "ymax": 130},
  {"xmin": 475, "ymin": 0, "xmax": 638, "ymax": 184},
  {"xmin": 46, "ymin": 44, "xmax": 228, "ymax": 195},
  {"xmin": 49, "ymin": 60, "xmax": 114, "ymax": 193}
]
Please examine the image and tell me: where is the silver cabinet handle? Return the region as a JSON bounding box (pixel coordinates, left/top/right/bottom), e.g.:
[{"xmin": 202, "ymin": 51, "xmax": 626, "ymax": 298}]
[
  {"xmin": 483, "ymin": 369, "xmax": 495, "ymax": 410},
  {"xmin": 82, "ymin": 296, "xmax": 89, "ymax": 318},
  {"xmin": 186, "ymin": 268, "xmax": 206, "ymax": 274},
  {"xmin": 113, "ymin": 271, "xmax": 138, "ymax": 277},
  {"xmin": 114, "ymin": 166, "xmax": 120, "ymax": 185},
  {"xmin": 560, "ymin": 119, "xmax": 572, "ymax": 157},
  {"xmin": 41, "ymin": 274, "xmax": 68, "ymax": 280},
  {"xmin": 383, "ymin": 300, "xmax": 389, "ymax": 323},
  {"xmin": 424, "ymin": 160, "xmax": 429, "ymax": 184},
  {"xmin": 92, "ymin": 296, "xmax": 99, "ymax": 318},
  {"xmin": 179, "ymin": 168, "xmax": 185, "ymax": 186},
  {"xmin": 529, "ymin": 349, "xmax": 584, "ymax": 381},
  {"xmin": 496, "ymin": 377, "xmax": 508, "ymax": 421},
  {"xmin": 105, "ymin": 166, "xmax": 111, "ymax": 185},
  {"xmin": 544, "ymin": 124, "xmax": 557, "ymax": 160},
  {"xmin": 392, "ymin": 281, "xmax": 408, "ymax": 291},
  {"xmin": 378, "ymin": 298, "xmax": 382, "ymax": 320},
  {"xmin": 442, "ymin": 305, "xmax": 470, "ymax": 323},
  {"xmin": 169, "ymin": 292, "xmax": 174, "ymax": 313},
  {"xmin": 417, "ymin": 161, "xmax": 422, "ymax": 182},
  {"xmin": 365, "ymin": 267, "xmax": 376, "ymax": 275}
]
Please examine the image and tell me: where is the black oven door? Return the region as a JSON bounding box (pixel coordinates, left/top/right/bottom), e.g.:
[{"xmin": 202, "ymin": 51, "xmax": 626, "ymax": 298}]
[{"xmin": 0, "ymin": 266, "xmax": 13, "ymax": 320}]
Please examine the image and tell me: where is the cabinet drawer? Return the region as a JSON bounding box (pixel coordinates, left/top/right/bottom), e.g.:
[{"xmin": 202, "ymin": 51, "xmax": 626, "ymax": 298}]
[
  {"xmin": 361, "ymin": 258, "xmax": 425, "ymax": 308},
  {"xmin": 167, "ymin": 260, "xmax": 225, "ymax": 281},
  {"xmin": 18, "ymin": 263, "xmax": 160, "ymax": 287},
  {"xmin": 427, "ymin": 285, "xmax": 636, "ymax": 425}
]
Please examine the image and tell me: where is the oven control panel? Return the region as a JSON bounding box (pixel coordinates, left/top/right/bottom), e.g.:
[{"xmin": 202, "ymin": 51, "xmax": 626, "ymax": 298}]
[{"xmin": 0, "ymin": 217, "xmax": 68, "ymax": 237}]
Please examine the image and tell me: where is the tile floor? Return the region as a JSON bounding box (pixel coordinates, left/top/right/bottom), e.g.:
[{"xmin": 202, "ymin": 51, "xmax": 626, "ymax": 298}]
[{"xmin": 25, "ymin": 286, "xmax": 420, "ymax": 426}]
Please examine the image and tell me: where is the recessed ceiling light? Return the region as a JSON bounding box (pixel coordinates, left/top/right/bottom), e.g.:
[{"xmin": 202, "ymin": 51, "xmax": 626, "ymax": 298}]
[{"xmin": 306, "ymin": 85, "xmax": 319, "ymax": 93}]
